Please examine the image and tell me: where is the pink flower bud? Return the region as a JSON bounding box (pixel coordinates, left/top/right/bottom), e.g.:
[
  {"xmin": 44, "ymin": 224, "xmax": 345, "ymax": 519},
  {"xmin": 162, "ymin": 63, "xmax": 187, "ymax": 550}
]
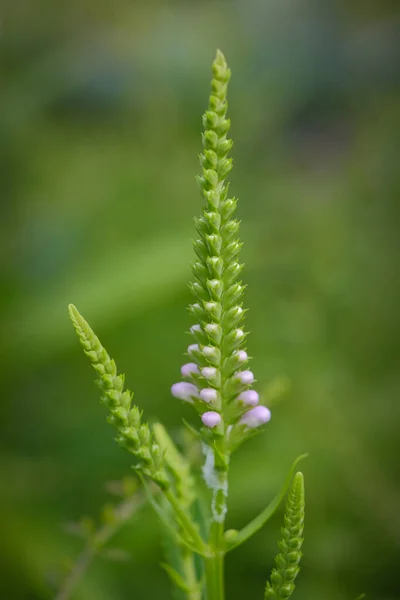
[
  {"xmin": 236, "ymin": 350, "xmax": 248, "ymax": 363},
  {"xmin": 188, "ymin": 343, "xmax": 199, "ymax": 354},
  {"xmin": 202, "ymin": 366, "xmax": 217, "ymax": 379},
  {"xmin": 238, "ymin": 390, "xmax": 259, "ymax": 406},
  {"xmin": 240, "ymin": 405, "xmax": 271, "ymax": 428},
  {"xmin": 235, "ymin": 329, "xmax": 244, "ymax": 339},
  {"xmin": 201, "ymin": 411, "xmax": 222, "ymax": 428},
  {"xmin": 171, "ymin": 382, "xmax": 198, "ymax": 402},
  {"xmin": 181, "ymin": 363, "xmax": 200, "ymax": 377},
  {"xmin": 236, "ymin": 370, "xmax": 254, "ymax": 384},
  {"xmin": 200, "ymin": 388, "xmax": 218, "ymax": 403},
  {"xmin": 190, "ymin": 324, "xmax": 201, "ymax": 333}
]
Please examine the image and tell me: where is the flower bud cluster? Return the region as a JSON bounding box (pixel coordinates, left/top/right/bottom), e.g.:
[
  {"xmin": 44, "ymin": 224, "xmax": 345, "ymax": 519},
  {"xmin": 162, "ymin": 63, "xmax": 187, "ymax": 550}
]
[
  {"xmin": 171, "ymin": 51, "xmax": 271, "ymax": 440},
  {"xmin": 69, "ymin": 304, "xmax": 169, "ymax": 489}
]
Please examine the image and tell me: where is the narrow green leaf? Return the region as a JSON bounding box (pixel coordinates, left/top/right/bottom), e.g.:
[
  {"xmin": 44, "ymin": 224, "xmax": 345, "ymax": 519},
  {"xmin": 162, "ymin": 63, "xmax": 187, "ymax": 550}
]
[
  {"xmin": 138, "ymin": 474, "xmax": 206, "ymax": 557},
  {"xmin": 153, "ymin": 423, "xmax": 196, "ymax": 508},
  {"xmin": 225, "ymin": 454, "xmax": 307, "ymax": 551},
  {"xmin": 160, "ymin": 563, "xmax": 192, "ymax": 593}
]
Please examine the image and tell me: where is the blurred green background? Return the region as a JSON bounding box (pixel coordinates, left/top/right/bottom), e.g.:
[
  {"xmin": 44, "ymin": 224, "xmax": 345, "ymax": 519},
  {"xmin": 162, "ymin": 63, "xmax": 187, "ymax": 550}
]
[{"xmin": 1, "ymin": 0, "xmax": 399, "ymax": 598}]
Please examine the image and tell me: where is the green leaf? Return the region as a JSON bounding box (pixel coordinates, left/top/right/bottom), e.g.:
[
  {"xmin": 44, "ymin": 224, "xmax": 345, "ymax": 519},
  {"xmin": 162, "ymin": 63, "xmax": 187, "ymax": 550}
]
[
  {"xmin": 160, "ymin": 563, "xmax": 192, "ymax": 593},
  {"xmin": 225, "ymin": 454, "xmax": 307, "ymax": 551},
  {"xmin": 138, "ymin": 474, "xmax": 205, "ymax": 557},
  {"xmin": 153, "ymin": 423, "xmax": 196, "ymax": 508}
]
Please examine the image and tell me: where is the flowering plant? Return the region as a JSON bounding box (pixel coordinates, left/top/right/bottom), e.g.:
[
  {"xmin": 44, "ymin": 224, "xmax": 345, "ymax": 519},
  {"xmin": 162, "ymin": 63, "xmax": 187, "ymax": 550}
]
[{"xmin": 64, "ymin": 50, "xmax": 305, "ymax": 600}]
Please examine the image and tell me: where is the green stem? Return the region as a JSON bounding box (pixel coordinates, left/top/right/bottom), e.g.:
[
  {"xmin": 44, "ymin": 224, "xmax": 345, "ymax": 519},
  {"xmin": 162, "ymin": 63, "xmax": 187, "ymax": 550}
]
[
  {"xmin": 205, "ymin": 522, "xmax": 225, "ymax": 600},
  {"xmin": 204, "ymin": 445, "xmax": 228, "ymax": 600},
  {"xmin": 55, "ymin": 547, "xmax": 93, "ymax": 600},
  {"xmin": 55, "ymin": 494, "xmax": 140, "ymax": 600},
  {"xmin": 182, "ymin": 549, "xmax": 201, "ymax": 600}
]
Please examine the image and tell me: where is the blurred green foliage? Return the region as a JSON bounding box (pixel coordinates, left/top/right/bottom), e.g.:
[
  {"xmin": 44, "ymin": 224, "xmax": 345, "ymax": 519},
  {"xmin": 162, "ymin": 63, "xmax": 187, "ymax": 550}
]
[{"xmin": 1, "ymin": 1, "xmax": 399, "ymax": 599}]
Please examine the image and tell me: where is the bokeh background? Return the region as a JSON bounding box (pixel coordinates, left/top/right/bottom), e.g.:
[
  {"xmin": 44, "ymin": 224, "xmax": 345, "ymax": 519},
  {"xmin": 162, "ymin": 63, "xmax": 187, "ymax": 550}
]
[{"xmin": 1, "ymin": 0, "xmax": 399, "ymax": 598}]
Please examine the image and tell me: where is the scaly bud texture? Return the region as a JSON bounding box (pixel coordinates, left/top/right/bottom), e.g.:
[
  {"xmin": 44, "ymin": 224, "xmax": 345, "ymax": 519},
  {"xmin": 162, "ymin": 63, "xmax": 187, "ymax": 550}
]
[
  {"xmin": 171, "ymin": 50, "xmax": 271, "ymax": 444},
  {"xmin": 68, "ymin": 304, "xmax": 169, "ymax": 490},
  {"xmin": 264, "ymin": 472, "xmax": 305, "ymax": 600}
]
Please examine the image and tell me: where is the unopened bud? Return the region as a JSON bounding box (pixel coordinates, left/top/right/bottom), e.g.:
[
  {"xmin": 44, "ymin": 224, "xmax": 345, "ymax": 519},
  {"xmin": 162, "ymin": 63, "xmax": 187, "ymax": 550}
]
[
  {"xmin": 202, "ymin": 366, "xmax": 217, "ymax": 379},
  {"xmin": 181, "ymin": 363, "xmax": 200, "ymax": 377},
  {"xmin": 171, "ymin": 382, "xmax": 198, "ymax": 402},
  {"xmin": 238, "ymin": 390, "xmax": 259, "ymax": 406},
  {"xmin": 201, "ymin": 411, "xmax": 222, "ymax": 428},
  {"xmin": 200, "ymin": 388, "xmax": 218, "ymax": 403},
  {"xmin": 240, "ymin": 405, "xmax": 271, "ymax": 428},
  {"xmin": 236, "ymin": 370, "xmax": 254, "ymax": 385}
]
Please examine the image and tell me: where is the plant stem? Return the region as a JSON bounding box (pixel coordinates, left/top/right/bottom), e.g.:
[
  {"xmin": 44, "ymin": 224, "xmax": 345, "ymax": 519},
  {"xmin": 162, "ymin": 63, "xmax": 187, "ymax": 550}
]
[
  {"xmin": 55, "ymin": 547, "xmax": 93, "ymax": 600},
  {"xmin": 204, "ymin": 445, "xmax": 228, "ymax": 600},
  {"xmin": 181, "ymin": 549, "xmax": 202, "ymax": 600},
  {"xmin": 205, "ymin": 523, "xmax": 225, "ymax": 600},
  {"xmin": 55, "ymin": 494, "xmax": 140, "ymax": 600}
]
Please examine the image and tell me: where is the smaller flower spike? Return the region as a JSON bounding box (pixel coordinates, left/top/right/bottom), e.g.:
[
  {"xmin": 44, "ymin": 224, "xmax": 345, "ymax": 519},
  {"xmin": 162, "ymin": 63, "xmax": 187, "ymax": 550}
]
[
  {"xmin": 68, "ymin": 304, "xmax": 169, "ymax": 490},
  {"xmin": 201, "ymin": 411, "xmax": 222, "ymax": 428},
  {"xmin": 240, "ymin": 405, "xmax": 271, "ymax": 428},
  {"xmin": 264, "ymin": 472, "xmax": 305, "ymax": 600}
]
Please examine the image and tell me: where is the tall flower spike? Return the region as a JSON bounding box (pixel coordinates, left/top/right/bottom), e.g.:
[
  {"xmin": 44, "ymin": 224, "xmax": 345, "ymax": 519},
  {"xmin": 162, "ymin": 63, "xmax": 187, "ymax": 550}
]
[
  {"xmin": 264, "ymin": 472, "xmax": 305, "ymax": 600},
  {"xmin": 68, "ymin": 304, "xmax": 169, "ymax": 490},
  {"xmin": 171, "ymin": 50, "xmax": 268, "ymax": 438}
]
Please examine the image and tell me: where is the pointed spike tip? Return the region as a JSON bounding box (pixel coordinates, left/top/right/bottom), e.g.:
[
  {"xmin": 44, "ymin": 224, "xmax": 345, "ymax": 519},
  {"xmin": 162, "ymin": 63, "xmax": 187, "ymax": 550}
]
[
  {"xmin": 293, "ymin": 471, "xmax": 305, "ymax": 496},
  {"xmin": 215, "ymin": 49, "xmax": 227, "ymax": 66},
  {"xmin": 68, "ymin": 303, "xmax": 77, "ymax": 316},
  {"xmin": 68, "ymin": 303, "xmax": 81, "ymax": 327},
  {"xmin": 68, "ymin": 303, "xmax": 86, "ymax": 329}
]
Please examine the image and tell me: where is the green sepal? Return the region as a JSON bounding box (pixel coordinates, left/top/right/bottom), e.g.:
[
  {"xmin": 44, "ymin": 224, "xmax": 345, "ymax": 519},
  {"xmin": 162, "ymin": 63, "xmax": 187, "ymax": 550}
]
[{"xmin": 225, "ymin": 454, "xmax": 307, "ymax": 551}]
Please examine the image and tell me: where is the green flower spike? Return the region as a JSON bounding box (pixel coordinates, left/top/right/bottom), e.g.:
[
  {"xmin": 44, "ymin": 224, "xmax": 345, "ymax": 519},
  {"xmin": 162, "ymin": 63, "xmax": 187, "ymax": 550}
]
[
  {"xmin": 171, "ymin": 49, "xmax": 271, "ymax": 452},
  {"xmin": 265, "ymin": 472, "xmax": 305, "ymax": 600},
  {"xmin": 68, "ymin": 304, "xmax": 169, "ymax": 490}
]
